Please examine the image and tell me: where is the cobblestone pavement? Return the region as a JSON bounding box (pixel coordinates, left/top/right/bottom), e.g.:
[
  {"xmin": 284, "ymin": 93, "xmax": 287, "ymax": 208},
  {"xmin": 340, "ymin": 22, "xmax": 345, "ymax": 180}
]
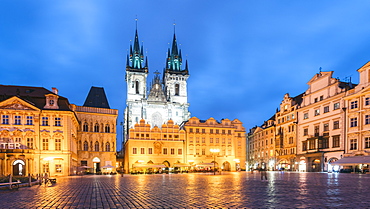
[{"xmin": 1, "ymin": 171, "xmax": 369, "ymax": 208}]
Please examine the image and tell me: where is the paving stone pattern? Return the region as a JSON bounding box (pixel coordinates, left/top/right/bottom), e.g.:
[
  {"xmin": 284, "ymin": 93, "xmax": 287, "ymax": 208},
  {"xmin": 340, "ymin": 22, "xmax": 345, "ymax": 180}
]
[{"xmin": 0, "ymin": 172, "xmax": 369, "ymax": 208}]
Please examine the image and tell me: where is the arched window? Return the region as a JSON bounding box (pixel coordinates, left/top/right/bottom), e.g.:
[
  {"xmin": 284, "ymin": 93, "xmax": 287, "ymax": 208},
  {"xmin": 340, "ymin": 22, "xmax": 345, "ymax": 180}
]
[
  {"xmin": 94, "ymin": 141, "xmax": 99, "ymax": 151},
  {"xmin": 106, "ymin": 142, "xmax": 110, "ymax": 152},
  {"xmin": 135, "ymin": 81, "xmax": 139, "ymax": 94},
  {"xmin": 94, "ymin": 123, "xmax": 99, "ymax": 132},
  {"xmin": 105, "ymin": 124, "xmax": 110, "ymax": 133},
  {"xmin": 83, "ymin": 141, "xmax": 88, "ymax": 151},
  {"xmin": 175, "ymin": 84, "xmax": 180, "ymax": 96},
  {"xmin": 83, "ymin": 122, "xmax": 89, "ymax": 132}
]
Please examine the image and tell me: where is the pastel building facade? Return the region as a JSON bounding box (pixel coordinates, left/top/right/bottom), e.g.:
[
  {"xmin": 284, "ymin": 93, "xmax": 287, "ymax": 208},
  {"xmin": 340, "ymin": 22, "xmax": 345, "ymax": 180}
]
[
  {"xmin": 296, "ymin": 71, "xmax": 352, "ymax": 172},
  {"xmin": 0, "ymin": 85, "xmax": 117, "ymax": 177},
  {"xmin": 247, "ymin": 118, "xmax": 275, "ymax": 170},
  {"xmin": 124, "ymin": 119, "xmax": 186, "ymax": 173},
  {"xmin": 275, "ymin": 93, "xmax": 302, "ymax": 171},
  {"xmin": 343, "ymin": 62, "xmax": 370, "ymax": 158},
  {"xmin": 184, "ymin": 117, "xmax": 246, "ymax": 172}
]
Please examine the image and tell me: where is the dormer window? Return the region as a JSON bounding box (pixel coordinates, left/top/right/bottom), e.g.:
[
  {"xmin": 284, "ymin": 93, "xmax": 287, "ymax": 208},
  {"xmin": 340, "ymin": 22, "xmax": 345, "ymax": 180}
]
[{"xmin": 44, "ymin": 94, "xmax": 59, "ymax": 109}]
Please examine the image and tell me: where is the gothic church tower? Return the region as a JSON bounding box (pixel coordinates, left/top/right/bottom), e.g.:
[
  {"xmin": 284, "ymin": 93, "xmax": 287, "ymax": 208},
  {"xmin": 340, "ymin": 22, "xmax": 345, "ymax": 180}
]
[{"xmin": 124, "ymin": 26, "xmax": 190, "ymax": 141}]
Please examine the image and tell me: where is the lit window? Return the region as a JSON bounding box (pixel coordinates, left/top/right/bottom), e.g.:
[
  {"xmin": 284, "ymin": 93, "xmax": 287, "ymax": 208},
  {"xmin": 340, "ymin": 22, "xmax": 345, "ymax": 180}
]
[
  {"xmin": 350, "ymin": 118, "xmax": 358, "ymax": 127},
  {"xmin": 27, "ymin": 138, "xmax": 33, "ymax": 149},
  {"xmin": 323, "ymin": 123, "xmax": 329, "ymax": 132},
  {"xmin": 26, "ymin": 116, "xmax": 33, "ymax": 125},
  {"xmin": 333, "ymin": 121, "xmax": 340, "ymax": 129},
  {"xmin": 42, "ymin": 117, "xmax": 49, "ymax": 126},
  {"xmin": 42, "ymin": 139, "xmax": 49, "ymax": 150},
  {"xmin": 332, "ymin": 135, "xmax": 340, "ymax": 148},
  {"xmin": 55, "ymin": 117, "xmax": 61, "ymax": 126},
  {"xmin": 365, "ymin": 137, "xmax": 370, "ymax": 149},
  {"xmin": 178, "ymin": 149, "xmax": 182, "ymax": 155},
  {"xmin": 350, "ymin": 139, "xmax": 357, "ymax": 150},
  {"xmin": 351, "ymin": 101, "xmax": 358, "ymax": 109},
  {"xmin": 83, "ymin": 123, "xmax": 89, "ymax": 132},
  {"xmin": 2, "ymin": 115, "xmax": 9, "ymax": 124},
  {"xmin": 83, "ymin": 141, "xmax": 88, "ymax": 151},
  {"xmin": 105, "ymin": 124, "xmax": 110, "ymax": 133},
  {"xmin": 94, "ymin": 123, "xmax": 99, "ymax": 132},
  {"xmin": 314, "ymin": 109, "xmax": 320, "ymax": 116},
  {"xmin": 55, "ymin": 139, "xmax": 61, "ymax": 150},
  {"xmin": 334, "ymin": 102, "xmax": 340, "ymax": 110},
  {"xmin": 366, "ymin": 97, "xmax": 370, "ymax": 106},
  {"xmin": 94, "ymin": 141, "xmax": 99, "ymax": 151},
  {"xmin": 14, "ymin": 116, "xmax": 21, "ymax": 125},
  {"xmin": 324, "ymin": 106, "xmax": 329, "ymax": 113},
  {"xmin": 55, "ymin": 164, "xmax": 62, "ymax": 173},
  {"xmin": 303, "ymin": 113, "xmax": 309, "ymax": 119}
]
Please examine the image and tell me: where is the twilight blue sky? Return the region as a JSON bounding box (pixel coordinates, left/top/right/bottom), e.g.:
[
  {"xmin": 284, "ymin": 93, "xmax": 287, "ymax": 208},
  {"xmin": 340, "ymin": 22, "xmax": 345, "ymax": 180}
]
[{"xmin": 1, "ymin": 1, "xmax": 370, "ymax": 150}]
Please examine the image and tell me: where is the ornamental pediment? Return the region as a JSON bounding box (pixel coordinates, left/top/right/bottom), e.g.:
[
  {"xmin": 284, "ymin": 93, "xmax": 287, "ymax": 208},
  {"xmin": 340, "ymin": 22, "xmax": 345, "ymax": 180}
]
[
  {"xmin": 0, "ymin": 101, "xmax": 33, "ymax": 110},
  {"xmin": 0, "ymin": 96, "xmax": 39, "ymax": 111}
]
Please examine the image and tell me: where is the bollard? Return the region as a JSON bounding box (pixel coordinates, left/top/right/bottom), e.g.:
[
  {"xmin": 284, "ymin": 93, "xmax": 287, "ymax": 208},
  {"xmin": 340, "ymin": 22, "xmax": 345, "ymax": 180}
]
[
  {"xmin": 28, "ymin": 174, "xmax": 32, "ymax": 187},
  {"xmin": 9, "ymin": 174, "xmax": 12, "ymax": 190}
]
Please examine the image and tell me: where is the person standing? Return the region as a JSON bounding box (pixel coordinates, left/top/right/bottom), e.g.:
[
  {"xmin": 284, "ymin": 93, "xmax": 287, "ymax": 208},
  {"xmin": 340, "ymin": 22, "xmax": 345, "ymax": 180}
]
[{"xmin": 260, "ymin": 167, "xmax": 267, "ymax": 180}]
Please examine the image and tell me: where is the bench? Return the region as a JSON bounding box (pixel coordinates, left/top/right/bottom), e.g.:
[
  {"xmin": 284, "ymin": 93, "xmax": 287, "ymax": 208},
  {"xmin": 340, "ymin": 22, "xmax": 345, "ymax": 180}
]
[{"xmin": 0, "ymin": 180, "xmax": 22, "ymax": 189}]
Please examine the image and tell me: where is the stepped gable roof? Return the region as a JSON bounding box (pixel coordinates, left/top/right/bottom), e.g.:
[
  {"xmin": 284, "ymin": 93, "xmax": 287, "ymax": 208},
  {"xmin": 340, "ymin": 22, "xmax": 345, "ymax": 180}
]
[
  {"xmin": 0, "ymin": 84, "xmax": 71, "ymax": 110},
  {"xmin": 83, "ymin": 86, "xmax": 110, "ymax": 108}
]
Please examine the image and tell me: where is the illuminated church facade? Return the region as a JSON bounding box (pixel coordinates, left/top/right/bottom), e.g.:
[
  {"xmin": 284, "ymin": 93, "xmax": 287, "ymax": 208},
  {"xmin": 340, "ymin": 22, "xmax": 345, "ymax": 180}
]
[{"xmin": 124, "ymin": 28, "xmax": 190, "ymax": 141}]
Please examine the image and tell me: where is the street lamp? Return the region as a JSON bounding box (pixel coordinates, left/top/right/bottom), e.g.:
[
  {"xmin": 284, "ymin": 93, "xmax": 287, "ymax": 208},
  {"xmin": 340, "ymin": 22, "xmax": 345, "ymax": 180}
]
[{"xmin": 210, "ymin": 148, "xmax": 220, "ymax": 175}]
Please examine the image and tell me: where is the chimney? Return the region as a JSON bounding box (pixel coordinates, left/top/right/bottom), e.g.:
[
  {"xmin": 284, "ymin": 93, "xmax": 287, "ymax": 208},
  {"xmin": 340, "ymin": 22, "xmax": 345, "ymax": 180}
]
[{"xmin": 52, "ymin": 87, "xmax": 58, "ymax": 95}]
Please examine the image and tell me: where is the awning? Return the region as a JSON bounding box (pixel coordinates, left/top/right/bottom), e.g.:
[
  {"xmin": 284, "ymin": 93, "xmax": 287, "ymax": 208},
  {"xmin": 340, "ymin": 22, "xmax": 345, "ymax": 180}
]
[
  {"xmin": 330, "ymin": 156, "xmax": 370, "ymax": 165},
  {"xmin": 101, "ymin": 165, "xmax": 115, "ymax": 169},
  {"xmin": 133, "ymin": 164, "xmax": 166, "ymax": 168},
  {"xmin": 196, "ymin": 163, "xmax": 215, "ymax": 167},
  {"xmin": 173, "ymin": 163, "xmax": 191, "ymax": 167}
]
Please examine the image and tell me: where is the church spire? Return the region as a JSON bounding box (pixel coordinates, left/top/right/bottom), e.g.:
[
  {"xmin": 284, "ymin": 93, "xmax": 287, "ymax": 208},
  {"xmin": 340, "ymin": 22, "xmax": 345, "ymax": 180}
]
[
  {"xmin": 165, "ymin": 31, "xmax": 187, "ymax": 74},
  {"xmin": 129, "ymin": 29, "xmax": 144, "ymax": 69}
]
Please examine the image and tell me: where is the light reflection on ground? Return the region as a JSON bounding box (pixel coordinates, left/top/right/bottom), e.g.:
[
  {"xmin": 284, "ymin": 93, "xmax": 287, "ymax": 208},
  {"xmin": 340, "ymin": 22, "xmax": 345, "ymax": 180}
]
[{"xmin": 1, "ymin": 172, "xmax": 369, "ymax": 208}]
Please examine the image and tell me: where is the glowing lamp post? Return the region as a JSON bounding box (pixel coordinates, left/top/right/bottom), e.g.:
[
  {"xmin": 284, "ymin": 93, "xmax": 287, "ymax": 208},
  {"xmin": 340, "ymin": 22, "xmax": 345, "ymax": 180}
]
[{"xmin": 210, "ymin": 148, "xmax": 220, "ymax": 175}]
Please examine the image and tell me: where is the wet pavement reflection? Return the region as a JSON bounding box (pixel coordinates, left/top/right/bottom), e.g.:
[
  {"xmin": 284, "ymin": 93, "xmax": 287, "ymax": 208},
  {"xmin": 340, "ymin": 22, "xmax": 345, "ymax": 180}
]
[{"xmin": 1, "ymin": 171, "xmax": 369, "ymax": 208}]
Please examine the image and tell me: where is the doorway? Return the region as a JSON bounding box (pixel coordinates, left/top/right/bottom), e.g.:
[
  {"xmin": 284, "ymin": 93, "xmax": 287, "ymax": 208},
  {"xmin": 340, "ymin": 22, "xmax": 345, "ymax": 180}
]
[
  {"xmin": 93, "ymin": 157, "xmax": 101, "ymax": 173},
  {"xmin": 13, "ymin": 159, "xmax": 25, "ymax": 176}
]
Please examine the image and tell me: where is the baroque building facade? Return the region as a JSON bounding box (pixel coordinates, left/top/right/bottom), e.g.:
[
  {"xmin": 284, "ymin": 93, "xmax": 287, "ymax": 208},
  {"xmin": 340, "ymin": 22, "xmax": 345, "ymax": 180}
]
[
  {"xmin": 247, "ymin": 117, "xmax": 275, "ymax": 170},
  {"xmin": 247, "ymin": 62, "xmax": 370, "ymax": 172},
  {"xmin": 124, "ymin": 29, "xmax": 190, "ymax": 143},
  {"xmin": 124, "ymin": 117, "xmax": 246, "ymax": 173},
  {"xmin": 275, "ymin": 93, "xmax": 302, "ymax": 171},
  {"xmin": 124, "ymin": 119, "xmax": 186, "ymax": 173},
  {"xmin": 0, "ymin": 85, "xmax": 117, "ymax": 177},
  {"xmin": 296, "ymin": 71, "xmax": 353, "ymax": 172},
  {"xmin": 338, "ymin": 61, "xmax": 370, "ymax": 170},
  {"xmin": 183, "ymin": 117, "xmax": 246, "ymax": 172}
]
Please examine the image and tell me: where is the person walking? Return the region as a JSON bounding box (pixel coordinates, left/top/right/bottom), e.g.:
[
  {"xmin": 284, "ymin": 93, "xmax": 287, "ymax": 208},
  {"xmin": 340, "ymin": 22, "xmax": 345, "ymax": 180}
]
[{"xmin": 260, "ymin": 167, "xmax": 267, "ymax": 180}]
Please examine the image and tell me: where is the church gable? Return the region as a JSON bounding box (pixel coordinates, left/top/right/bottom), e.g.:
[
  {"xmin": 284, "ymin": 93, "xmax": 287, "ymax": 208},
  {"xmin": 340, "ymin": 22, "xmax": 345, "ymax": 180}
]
[{"xmin": 0, "ymin": 96, "xmax": 39, "ymax": 111}]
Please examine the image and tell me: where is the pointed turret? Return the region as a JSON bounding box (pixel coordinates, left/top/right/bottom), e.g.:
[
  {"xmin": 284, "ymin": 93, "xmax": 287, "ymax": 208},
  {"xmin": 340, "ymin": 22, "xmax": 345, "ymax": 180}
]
[
  {"xmin": 165, "ymin": 32, "xmax": 188, "ymax": 74},
  {"xmin": 127, "ymin": 29, "xmax": 147, "ymax": 72}
]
